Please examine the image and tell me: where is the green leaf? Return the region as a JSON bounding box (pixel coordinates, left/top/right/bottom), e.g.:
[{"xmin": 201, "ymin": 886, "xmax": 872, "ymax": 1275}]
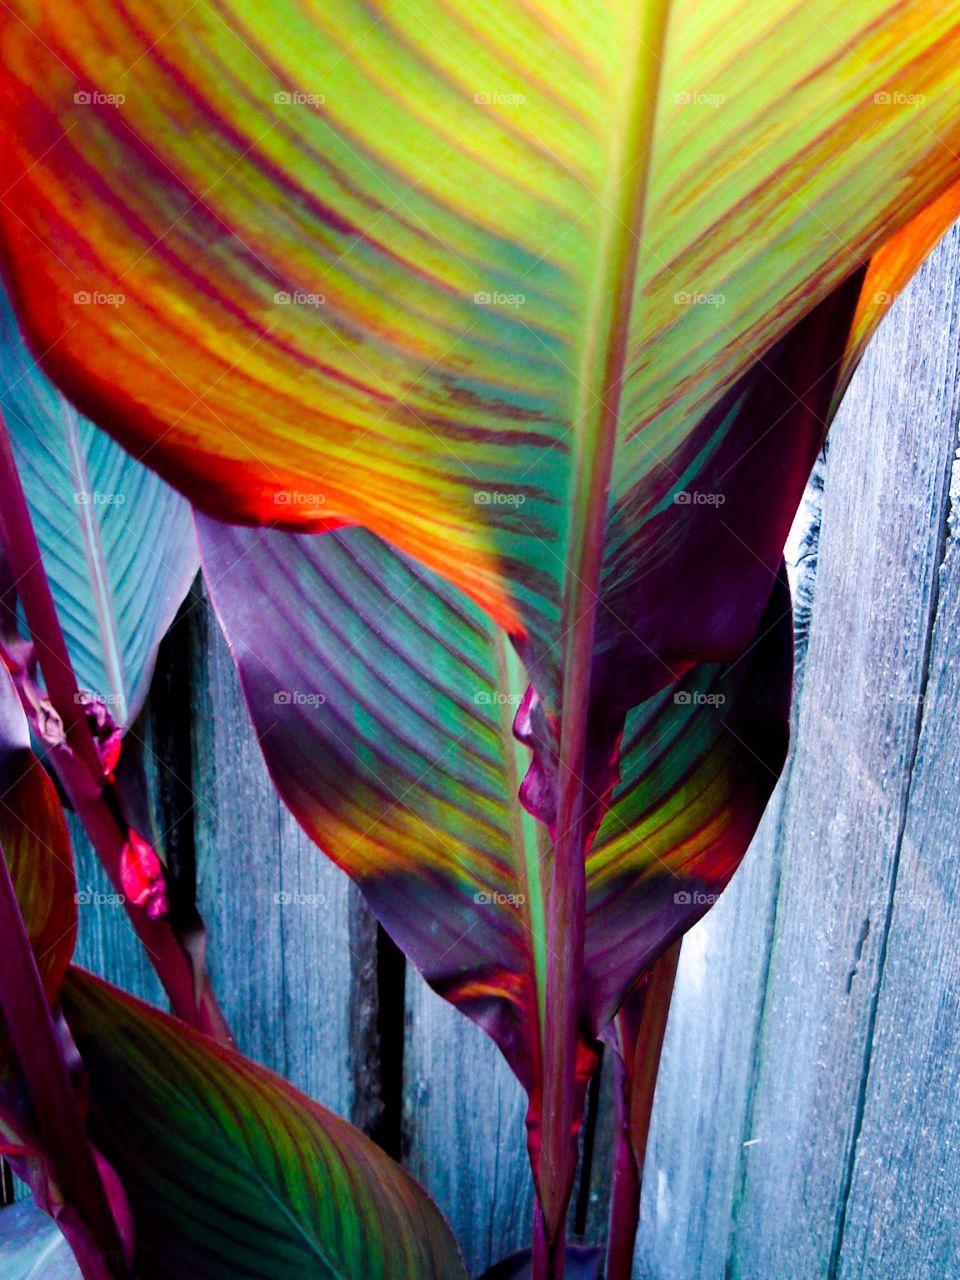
[
  {"xmin": 0, "ymin": 283, "xmax": 197, "ymax": 728},
  {"xmin": 199, "ymin": 521, "xmax": 791, "ymax": 1186},
  {"xmin": 61, "ymin": 969, "xmax": 467, "ymax": 1280},
  {"xmin": 0, "ymin": 2, "xmax": 957, "ymax": 707}
]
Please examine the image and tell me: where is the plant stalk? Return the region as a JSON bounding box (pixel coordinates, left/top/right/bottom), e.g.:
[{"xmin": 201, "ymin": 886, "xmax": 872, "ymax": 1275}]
[
  {"xmin": 0, "ymin": 409, "xmax": 230, "ymax": 1042},
  {"xmin": 0, "ymin": 838, "xmax": 124, "ymax": 1279},
  {"xmin": 605, "ymin": 940, "xmax": 681, "ymax": 1280},
  {"xmin": 56, "ymin": 744, "xmax": 232, "ymax": 1041},
  {"xmin": 536, "ymin": 7, "xmax": 670, "ymax": 1274},
  {"xmin": 533, "ymin": 1200, "xmax": 566, "ymax": 1280}
]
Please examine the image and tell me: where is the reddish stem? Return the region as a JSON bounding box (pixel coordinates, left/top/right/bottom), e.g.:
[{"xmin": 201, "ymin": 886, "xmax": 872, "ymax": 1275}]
[
  {"xmin": 605, "ymin": 940, "xmax": 681, "ymax": 1280},
  {"xmin": 0, "ymin": 409, "xmax": 230, "ymax": 1043},
  {"xmin": 0, "ymin": 839, "xmax": 124, "ymax": 1279},
  {"xmin": 533, "ymin": 1200, "xmax": 566, "ymax": 1280},
  {"xmin": 53, "ymin": 741, "xmax": 232, "ymax": 1042}
]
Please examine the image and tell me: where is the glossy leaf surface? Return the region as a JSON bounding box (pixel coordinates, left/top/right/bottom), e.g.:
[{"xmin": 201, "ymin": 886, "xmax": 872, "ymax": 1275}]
[
  {"xmin": 0, "ymin": 2, "xmax": 957, "ymax": 710},
  {"xmin": 62, "ymin": 968, "xmax": 466, "ymax": 1280},
  {"xmin": 0, "ymin": 284, "xmax": 197, "ymax": 727},
  {"xmin": 200, "ymin": 521, "xmax": 791, "ymax": 1154}
]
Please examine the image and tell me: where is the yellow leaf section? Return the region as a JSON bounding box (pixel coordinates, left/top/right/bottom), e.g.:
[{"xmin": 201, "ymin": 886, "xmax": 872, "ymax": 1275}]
[
  {"xmin": 0, "ymin": 1, "xmax": 956, "ymax": 659},
  {"xmin": 614, "ymin": 0, "xmax": 960, "ymax": 499}
]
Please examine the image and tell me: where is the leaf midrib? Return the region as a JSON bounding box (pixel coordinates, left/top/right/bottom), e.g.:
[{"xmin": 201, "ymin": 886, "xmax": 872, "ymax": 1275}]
[
  {"xmin": 62, "ymin": 398, "xmax": 126, "ymax": 714},
  {"xmin": 538, "ymin": 0, "xmax": 672, "ymax": 1214},
  {"xmin": 557, "ymin": 0, "xmax": 671, "ymax": 796}
]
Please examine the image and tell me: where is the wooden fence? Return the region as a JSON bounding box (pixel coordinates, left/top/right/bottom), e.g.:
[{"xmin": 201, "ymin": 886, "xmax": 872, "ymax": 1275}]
[{"xmin": 8, "ymin": 222, "xmax": 960, "ymax": 1279}]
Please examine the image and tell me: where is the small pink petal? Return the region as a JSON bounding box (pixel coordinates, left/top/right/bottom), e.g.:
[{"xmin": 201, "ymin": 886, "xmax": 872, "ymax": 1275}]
[{"xmin": 120, "ymin": 829, "xmax": 168, "ymax": 919}]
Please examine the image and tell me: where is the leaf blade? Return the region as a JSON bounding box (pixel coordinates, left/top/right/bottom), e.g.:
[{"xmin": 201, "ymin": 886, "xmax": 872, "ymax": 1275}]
[
  {"xmin": 61, "ymin": 969, "xmax": 467, "ymax": 1280},
  {"xmin": 0, "ymin": 284, "xmax": 198, "ymax": 727}
]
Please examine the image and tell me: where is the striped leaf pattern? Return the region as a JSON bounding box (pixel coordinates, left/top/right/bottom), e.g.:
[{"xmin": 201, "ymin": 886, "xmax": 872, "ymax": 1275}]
[
  {"xmin": 62, "ymin": 969, "xmax": 466, "ymax": 1280},
  {"xmin": 199, "ymin": 521, "xmax": 791, "ymax": 1148},
  {"xmin": 0, "ymin": 285, "xmax": 197, "ymax": 728},
  {"xmin": 0, "ymin": 660, "xmax": 464, "ymax": 1278},
  {"xmin": 0, "ymin": 2, "xmax": 957, "ymax": 711}
]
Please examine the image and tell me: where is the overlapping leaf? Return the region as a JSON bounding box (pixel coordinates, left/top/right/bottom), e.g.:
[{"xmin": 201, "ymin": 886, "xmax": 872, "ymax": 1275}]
[
  {"xmin": 0, "ymin": 660, "xmax": 464, "ymax": 1277},
  {"xmin": 61, "ymin": 968, "xmax": 466, "ymax": 1280},
  {"xmin": 0, "ymin": 284, "xmax": 197, "ymax": 728},
  {"xmin": 199, "ymin": 520, "xmax": 791, "ymax": 1155},
  {"xmin": 0, "ymin": 1, "xmax": 957, "ymax": 713}
]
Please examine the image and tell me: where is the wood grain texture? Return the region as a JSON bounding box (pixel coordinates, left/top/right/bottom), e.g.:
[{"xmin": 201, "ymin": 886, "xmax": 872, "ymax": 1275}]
[
  {"xmin": 834, "ymin": 432, "xmax": 960, "ymax": 1279},
  {"xmin": 189, "ymin": 584, "xmax": 358, "ymax": 1117},
  {"xmin": 635, "ymin": 222, "xmax": 960, "ymax": 1278},
  {"xmin": 404, "ymin": 974, "xmax": 535, "ymax": 1278}
]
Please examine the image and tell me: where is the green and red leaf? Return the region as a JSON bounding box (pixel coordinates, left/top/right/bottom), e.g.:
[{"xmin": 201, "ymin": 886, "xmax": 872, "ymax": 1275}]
[
  {"xmin": 0, "ymin": 1, "xmax": 957, "ymax": 708},
  {"xmin": 199, "ymin": 522, "xmax": 792, "ymax": 1200},
  {"xmin": 61, "ymin": 969, "xmax": 467, "ymax": 1280}
]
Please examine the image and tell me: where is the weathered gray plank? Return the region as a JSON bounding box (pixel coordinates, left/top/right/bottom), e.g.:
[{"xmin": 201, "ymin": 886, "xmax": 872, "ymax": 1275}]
[
  {"xmin": 404, "ymin": 973, "xmax": 535, "ymax": 1277},
  {"xmin": 631, "ymin": 409, "xmax": 830, "ymax": 1279},
  {"xmin": 834, "ymin": 444, "xmax": 960, "ymax": 1278},
  {"xmin": 635, "ymin": 222, "xmax": 960, "ymax": 1279},
  {"xmin": 190, "ymin": 588, "xmax": 357, "ymax": 1117},
  {"xmin": 724, "ymin": 227, "xmax": 960, "ymax": 1277},
  {"xmin": 634, "ymin": 774, "xmax": 791, "ymax": 1280}
]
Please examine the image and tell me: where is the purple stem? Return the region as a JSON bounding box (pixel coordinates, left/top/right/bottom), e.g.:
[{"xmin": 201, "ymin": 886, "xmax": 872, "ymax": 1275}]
[
  {"xmin": 0, "ymin": 839, "xmax": 124, "ymax": 1279},
  {"xmin": 533, "ymin": 1200, "xmax": 566, "ymax": 1280},
  {"xmin": 605, "ymin": 940, "xmax": 681, "ymax": 1280},
  {"xmin": 0, "ymin": 409, "xmax": 231, "ymax": 1043}
]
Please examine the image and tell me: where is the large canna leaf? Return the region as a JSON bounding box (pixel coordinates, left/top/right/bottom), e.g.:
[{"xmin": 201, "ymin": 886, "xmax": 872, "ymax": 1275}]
[
  {"xmin": 61, "ymin": 968, "xmax": 467, "ymax": 1280},
  {"xmin": 0, "ymin": 2, "xmax": 957, "ymax": 711},
  {"xmin": 0, "ymin": 283, "xmax": 197, "ymax": 728},
  {"xmin": 198, "ymin": 520, "xmax": 791, "ymax": 1184}
]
